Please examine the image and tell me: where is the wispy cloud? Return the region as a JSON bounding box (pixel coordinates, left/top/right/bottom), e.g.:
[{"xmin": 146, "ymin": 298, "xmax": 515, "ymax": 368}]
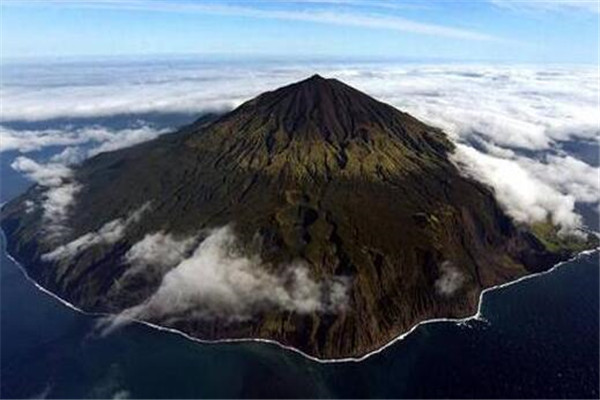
[
  {"xmin": 435, "ymin": 261, "xmax": 466, "ymax": 296},
  {"xmin": 100, "ymin": 226, "xmax": 350, "ymax": 333},
  {"xmin": 10, "ymin": 157, "xmax": 81, "ymax": 237},
  {"xmin": 119, "ymin": 231, "xmax": 198, "ymax": 281},
  {"xmin": 42, "ymin": 202, "xmax": 151, "ymax": 262},
  {"xmin": 0, "ymin": 125, "xmax": 169, "ymax": 155},
  {"xmin": 10, "ymin": 156, "xmax": 72, "ymax": 187},
  {"xmin": 6, "ymin": 0, "xmax": 497, "ymax": 41},
  {"xmin": 451, "ymin": 145, "xmax": 582, "ymax": 231},
  {"xmin": 489, "ymin": 0, "xmax": 599, "ymax": 14}
]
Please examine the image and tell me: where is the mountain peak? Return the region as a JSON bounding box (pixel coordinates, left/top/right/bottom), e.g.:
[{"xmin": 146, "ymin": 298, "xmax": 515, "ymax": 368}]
[
  {"xmin": 291, "ymin": 74, "xmax": 345, "ymax": 93},
  {"xmin": 282, "ymin": 73, "xmax": 343, "ymax": 94},
  {"xmin": 186, "ymin": 75, "xmax": 454, "ymax": 180},
  {"xmin": 307, "ymin": 73, "xmax": 326, "ymax": 80},
  {"xmin": 292, "ymin": 74, "xmax": 351, "ymax": 89},
  {"xmin": 226, "ymin": 74, "xmax": 405, "ymax": 145}
]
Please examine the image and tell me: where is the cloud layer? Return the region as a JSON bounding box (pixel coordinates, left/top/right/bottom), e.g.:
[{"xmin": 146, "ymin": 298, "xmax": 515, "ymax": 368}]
[
  {"xmin": 490, "ymin": 0, "xmax": 600, "ymax": 14},
  {"xmin": 3, "ymin": 62, "xmax": 597, "ymax": 150},
  {"xmin": 11, "ymin": 156, "xmax": 81, "ymax": 237},
  {"xmin": 452, "ymin": 144, "xmax": 582, "ymax": 230},
  {"xmin": 3, "ymin": 61, "xmax": 598, "ymax": 233},
  {"xmin": 42, "ymin": 202, "xmax": 151, "ymax": 262},
  {"xmin": 3, "ymin": 1, "xmax": 496, "ymax": 42},
  {"xmin": 125, "ymin": 231, "xmax": 198, "ymax": 270},
  {"xmin": 104, "ymin": 226, "xmax": 349, "ymax": 331},
  {"xmin": 1, "ymin": 124, "xmax": 169, "ymax": 158}
]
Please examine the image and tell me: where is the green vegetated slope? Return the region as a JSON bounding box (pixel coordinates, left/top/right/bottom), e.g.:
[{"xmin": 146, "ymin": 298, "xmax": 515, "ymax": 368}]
[{"xmin": 1, "ymin": 75, "xmax": 595, "ymax": 358}]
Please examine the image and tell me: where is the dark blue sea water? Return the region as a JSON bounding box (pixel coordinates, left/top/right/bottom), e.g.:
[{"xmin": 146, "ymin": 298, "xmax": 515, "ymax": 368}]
[
  {"xmin": 2, "ymin": 234, "xmax": 598, "ymax": 399},
  {"xmin": 1, "ymin": 117, "xmax": 598, "ymax": 399}
]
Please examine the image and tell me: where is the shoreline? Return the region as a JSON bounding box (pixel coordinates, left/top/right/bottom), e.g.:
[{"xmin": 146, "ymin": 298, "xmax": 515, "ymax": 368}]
[{"xmin": 1, "ymin": 228, "xmax": 597, "ymax": 364}]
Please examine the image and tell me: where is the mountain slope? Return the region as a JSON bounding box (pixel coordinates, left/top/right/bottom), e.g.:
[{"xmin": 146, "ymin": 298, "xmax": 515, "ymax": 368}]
[{"xmin": 1, "ymin": 75, "xmax": 590, "ymax": 359}]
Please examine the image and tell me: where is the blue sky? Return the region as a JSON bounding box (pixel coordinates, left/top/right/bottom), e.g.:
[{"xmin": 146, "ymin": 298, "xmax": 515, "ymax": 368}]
[{"xmin": 1, "ymin": 0, "xmax": 598, "ymax": 63}]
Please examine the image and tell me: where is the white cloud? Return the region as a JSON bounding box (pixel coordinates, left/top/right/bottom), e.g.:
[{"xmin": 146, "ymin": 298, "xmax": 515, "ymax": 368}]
[
  {"xmin": 3, "ymin": 63, "xmax": 597, "ymax": 150},
  {"xmin": 1, "ymin": 125, "xmax": 169, "ymax": 156},
  {"xmin": 435, "ymin": 260, "xmax": 465, "ymax": 296},
  {"xmin": 489, "ymin": 0, "xmax": 599, "ymax": 14},
  {"xmin": 0, "ymin": 62, "xmax": 289, "ymax": 122},
  {"xmin": 452, "ymin": 144, "xmax": 582, "ymax": 230},
  {"xmin": 24, "ymin": 200, "xmax": 36, "ymax": 214},
  {"xmin": 102, "ymin": 226, "xmax": 350, "ymax": 332},
  {"xmin": 125, "ymin": 231, "xmax": 197, "ymax": 269},
  {"xmin": 120, "ymin": 231, "xmax": 198, "ymax": 280},
  {"xmin": 10, "ymin": 156, "xmax": 81, "ymax": 236},
  {"xmin": 4, "ymin": 125, "xmax": 164, "ymax": 241},
  {"xmin": 42, "ymin": 202, "xmax": 151, "ymax": 261},
  {"xmin": 41, "ymin": 183, "xmax": 82, "ymax": 237},
  {"xmin": 10, "ymin": 156, "xmax": 72, "ymax": 186},
  {"xmin": 87, "ymin": 125, "xmax": 169, "ymax": 156},
  {"xmin": 329, "ymin": 64, "xmax": 598, "ymax": 231},
  {"xmin": 246, "ymin": 8, "xmax": 496, "ymax": 41},
  {"xmin": 4, "ymin": 62, "xmax": 598, "ymax": 233},
  {"xmin": 4, "ymin": 1, "xmax": 496, "ymax": 41},
  {"xmin": 520, "ymin": 155, "xmax": 599, "ymax": 204},
  {"xmin": 338, "ymin": 65, "xmax": 599, "ymax": 150},
  {"xmin": 1, "ymin": 126, "xmax": 87, "ymax": 153},
  {"xmin": 50, "ymin": 146, "xmax": 87, "ymax": 165}
]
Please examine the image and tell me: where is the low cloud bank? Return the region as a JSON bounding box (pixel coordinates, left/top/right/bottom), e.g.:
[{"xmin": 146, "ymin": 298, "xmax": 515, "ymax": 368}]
[
  {"xmin": 1, "ymin": 61, "xmax": 290, "ymax": 123},
  {"xmin": 10, "ymin": 156, "xmax": 72, "ymax": 186},
  {"xmin": 11, "ymin": 156, "xmax": 81, "ymax": 237},
  {"xmin": 3, "ymin": 62, "xmax": 597, "ymax": 151},
  {"xmin": 452, "ymin": 144, "xmax": 583, "ymax": 230},
  {"xmin": 342, "ymin": 65, "xmax": 599, "ymax": 150},
  {"xmin": 101, "ymin": 226, "xmax": 350, "ymax": 333},
  {"xmin": 1, "ymin": 125, "xmax": 169, "ymax": 157},
  {"xmin": 42, "ymin": 202, "xmax": 151, "ymax": 262},
  {"xmin": 120, "ymin": 231, "xmax": 198, "ymax": 280}
]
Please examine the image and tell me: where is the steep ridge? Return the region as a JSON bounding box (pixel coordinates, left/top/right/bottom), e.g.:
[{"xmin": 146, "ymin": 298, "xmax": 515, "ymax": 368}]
[{"xmin": 1, "ymin": 75, "xmax": 593, "ymax": 359}]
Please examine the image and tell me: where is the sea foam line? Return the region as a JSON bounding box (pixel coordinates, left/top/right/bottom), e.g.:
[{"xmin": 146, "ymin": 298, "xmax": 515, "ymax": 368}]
[{"xmin": 1, "ymin": 228, "xmax": 597, "ymax": 364}]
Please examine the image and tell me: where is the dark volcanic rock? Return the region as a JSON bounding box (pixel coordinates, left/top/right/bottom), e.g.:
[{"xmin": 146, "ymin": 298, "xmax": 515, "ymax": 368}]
[{"xmin": 0, "ymin": 75, "xmax": 590, "ymax": 359}]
